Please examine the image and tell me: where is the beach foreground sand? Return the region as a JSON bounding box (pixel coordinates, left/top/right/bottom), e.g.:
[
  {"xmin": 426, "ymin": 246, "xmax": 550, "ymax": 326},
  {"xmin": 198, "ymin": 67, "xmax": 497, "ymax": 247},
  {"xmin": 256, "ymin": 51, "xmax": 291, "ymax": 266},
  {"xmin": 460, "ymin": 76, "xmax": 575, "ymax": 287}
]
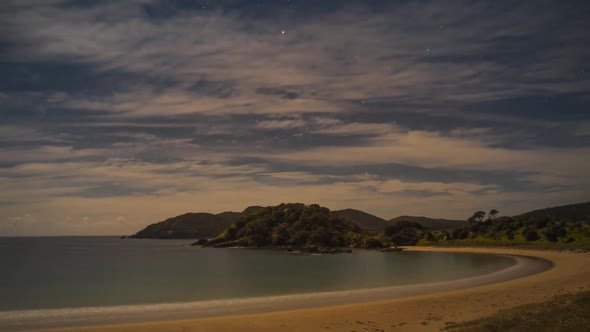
[{"xmin": 41, "ymin": 247, "xmax": 590, "ymax": 332}]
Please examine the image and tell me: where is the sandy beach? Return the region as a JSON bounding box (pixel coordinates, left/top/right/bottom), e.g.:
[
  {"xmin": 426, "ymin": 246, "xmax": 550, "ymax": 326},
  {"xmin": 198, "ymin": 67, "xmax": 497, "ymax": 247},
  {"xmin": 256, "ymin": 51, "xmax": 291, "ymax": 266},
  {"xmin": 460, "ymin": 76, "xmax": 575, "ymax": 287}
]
[{"xmin": 38, "ymin": 247, "xmax": 590, "ymax": 332}]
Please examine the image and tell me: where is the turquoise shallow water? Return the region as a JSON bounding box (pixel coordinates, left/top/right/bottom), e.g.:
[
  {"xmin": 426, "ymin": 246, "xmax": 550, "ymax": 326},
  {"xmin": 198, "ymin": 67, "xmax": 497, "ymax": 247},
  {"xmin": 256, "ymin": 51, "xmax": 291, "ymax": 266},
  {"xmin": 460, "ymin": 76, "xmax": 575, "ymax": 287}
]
[{"xmin": 0, "ymin": 236, "xmax": 516, "ymax": 311}]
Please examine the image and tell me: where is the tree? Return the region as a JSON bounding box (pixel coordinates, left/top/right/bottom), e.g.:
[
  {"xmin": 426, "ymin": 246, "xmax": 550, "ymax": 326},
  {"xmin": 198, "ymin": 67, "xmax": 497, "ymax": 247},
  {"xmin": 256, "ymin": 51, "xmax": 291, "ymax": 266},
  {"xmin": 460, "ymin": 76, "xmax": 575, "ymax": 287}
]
[
  {"xmin": 506, "ymin": 230, "xmax": 515, "ymax": 240},
  {"xmin": 451, "ymin": 228, "xmax": 469, "ymax": 240},
  {"xmin": 391, "ymin": 228, "xmax": 421, "ymax": 246},
  {"xmin": 488, "ymin": 209, "xmax": 499, "ymax": 220},
  {"xmin": 364, "ymin": 237, "xmax": 385, "ymax": 249},
  {"xmin": 468, "ymin": 211, "xmax": 487, "ymax": 224},
  {"xmin": 425, "ymin": 232, "xmax": 436, "ymax": 242},
  {"xmin": 524, "ymin": 229, "xmax": 539, "ymax": 241},
  {"xmin": 330, "ymin": 232, "xmax": 347, "ymax": 247},
  {"xmin": 272, "ymin": 223, "xmax": 290, "ymax": 246},
  {"xmin": 543, "ymin": 224, "xmax": 567, "ymax": 243},
  {"xmin": 289, "ymin": 230, "xmax": 310, "ymax": 246},
  {"xmin": 384, "ymin": 220, "xmax": 423, "ymax": 237}
]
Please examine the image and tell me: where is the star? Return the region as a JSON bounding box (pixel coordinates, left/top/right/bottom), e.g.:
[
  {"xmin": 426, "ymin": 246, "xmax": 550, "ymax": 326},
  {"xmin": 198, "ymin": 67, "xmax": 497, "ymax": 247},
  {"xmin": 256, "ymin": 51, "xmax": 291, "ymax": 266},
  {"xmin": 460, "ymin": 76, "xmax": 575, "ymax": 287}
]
[{"xmin": 281, "ymin": 30, "xmax": 285, "ymax": 34}]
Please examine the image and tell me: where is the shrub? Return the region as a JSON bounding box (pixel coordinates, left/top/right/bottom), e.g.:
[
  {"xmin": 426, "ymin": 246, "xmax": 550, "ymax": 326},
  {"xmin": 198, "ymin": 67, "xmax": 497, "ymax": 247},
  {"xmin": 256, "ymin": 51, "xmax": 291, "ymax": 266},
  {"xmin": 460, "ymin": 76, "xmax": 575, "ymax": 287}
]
[
  {"xmin": 384, "ymin": 220, "xmax": 423, "ymax": 237},
  {"xmin": 543, "ymin": 224, "xmax": 568, "ymax": 243},
  {"xmin": 425, "ymin": 232, "xmax": 436, "ymax": 242},
  {"xmin": 289, "ymin": 230, "xmax": 310, "ymax": 246},
  {"xmin": 506, "ymin": 230, "xmax": 515, "ymax": 240},
  {"xmin": 330, "ymin": 232, "xmax": 347, "ymax": 247},
  {"xmin": 524, "ymin": 230, "xmax": 539, "ymax": 241},
  {"xmin": 364, "ymin": 237, "xmax": 385, "ymax": 249},
  {"xmin": 391, "ymin": 228, "xmax": 421, "ymax": 246},
  {"xmin": 452, "ymin": 228, "xmax": 469, "ymax": 240}
]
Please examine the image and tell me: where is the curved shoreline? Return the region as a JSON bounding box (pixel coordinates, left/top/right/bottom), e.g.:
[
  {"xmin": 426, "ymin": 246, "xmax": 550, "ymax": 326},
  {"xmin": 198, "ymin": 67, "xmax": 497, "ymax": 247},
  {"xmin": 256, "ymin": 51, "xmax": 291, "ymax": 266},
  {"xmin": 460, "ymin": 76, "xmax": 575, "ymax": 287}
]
[
  {"xmin": 24, "ymin": 247, "xmax": 590, "ymax": 331},
  {"xmin": 0, "ymin": 252, "xmax": 547, "ymax": 331}
]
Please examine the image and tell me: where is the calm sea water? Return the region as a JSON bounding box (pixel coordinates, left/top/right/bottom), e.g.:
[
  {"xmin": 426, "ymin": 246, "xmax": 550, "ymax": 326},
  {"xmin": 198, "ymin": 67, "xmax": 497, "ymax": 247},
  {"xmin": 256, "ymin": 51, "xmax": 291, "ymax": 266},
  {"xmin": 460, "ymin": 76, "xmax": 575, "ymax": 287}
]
[{"xmin": 0, "ymin": 236, "xmax": 516, "ymax": 312}]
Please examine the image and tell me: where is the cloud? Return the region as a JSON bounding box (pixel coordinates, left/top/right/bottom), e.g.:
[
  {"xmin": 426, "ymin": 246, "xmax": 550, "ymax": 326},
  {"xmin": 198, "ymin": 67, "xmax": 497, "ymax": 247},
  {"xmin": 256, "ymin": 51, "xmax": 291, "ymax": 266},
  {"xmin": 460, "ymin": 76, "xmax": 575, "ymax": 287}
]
[
  {"xmin": 0, "ymin": 125, "xmax": 46, "ymax": 142},
  {"xmin": 256, "ymin": 118, "xmax": 306, "ymax": 129},
  {"xmin": 2, "ymin": 1, "xmax": 588, "ymax": 118},
  {"xmin": 0, "ymin": 145, "xmax": 104, "ymax": 163},
  {"xmin": 256, "ymin": 87, "xmax": 300, "ymax": 100},
  {"xmin": 1, "ymin": 1, "xmax": 589, "ymax": 235},
  {"xmin": 370, "ymin": 179, "xmax": 498, "ymax": 195},
  {"xmin": 257, "ymin": 129, "xmax": 590, "ymax": 172},
  {"xmin": 574, "ymin": 122, "xmax": 590, "ymax": 137},
  {"xmin": 3, "ymin": 164, "xmax": 584, "ymax": 235},
  {"xmin": 312, "ymin": 122, "xmax": 398, "ymax": 136}
]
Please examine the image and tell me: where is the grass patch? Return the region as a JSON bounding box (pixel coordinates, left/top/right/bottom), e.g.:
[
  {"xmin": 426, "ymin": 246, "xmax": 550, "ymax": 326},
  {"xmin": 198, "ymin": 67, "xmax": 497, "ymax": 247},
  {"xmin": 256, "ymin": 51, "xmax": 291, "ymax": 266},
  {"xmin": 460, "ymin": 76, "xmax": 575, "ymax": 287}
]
[{"xmin": 444, "ymin": 291, "xmax": 590, "ymax": 332}]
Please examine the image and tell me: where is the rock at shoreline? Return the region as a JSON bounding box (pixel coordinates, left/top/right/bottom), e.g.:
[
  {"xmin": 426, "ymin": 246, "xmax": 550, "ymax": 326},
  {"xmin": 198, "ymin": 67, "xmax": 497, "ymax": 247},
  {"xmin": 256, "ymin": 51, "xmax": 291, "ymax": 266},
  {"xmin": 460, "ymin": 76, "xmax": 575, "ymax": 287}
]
[
  {"xmin": 284, "ymin": 246, "xmax": 353, "ymax": 255},
  {"xmin": 191, "ymin": 238, "xmax": 208, "ymax": 246}
]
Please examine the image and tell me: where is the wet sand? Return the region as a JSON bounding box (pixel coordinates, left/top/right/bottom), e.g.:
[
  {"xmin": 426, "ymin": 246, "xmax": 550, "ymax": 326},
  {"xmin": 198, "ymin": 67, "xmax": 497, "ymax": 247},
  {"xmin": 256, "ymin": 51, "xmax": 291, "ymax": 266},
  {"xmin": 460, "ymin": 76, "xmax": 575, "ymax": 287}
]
[{"xmin": 38, "ymin": 247, "xmax": 590, "ymax": 332}]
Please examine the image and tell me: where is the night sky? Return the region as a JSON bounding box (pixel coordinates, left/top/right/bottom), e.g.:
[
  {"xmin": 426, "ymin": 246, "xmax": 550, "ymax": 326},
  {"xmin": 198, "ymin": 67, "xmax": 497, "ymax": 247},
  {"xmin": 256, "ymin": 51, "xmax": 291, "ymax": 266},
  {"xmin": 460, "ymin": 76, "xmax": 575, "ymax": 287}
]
[{"xmin": 1, "ymin": 0, "xmax": 589, "ymax": 235}]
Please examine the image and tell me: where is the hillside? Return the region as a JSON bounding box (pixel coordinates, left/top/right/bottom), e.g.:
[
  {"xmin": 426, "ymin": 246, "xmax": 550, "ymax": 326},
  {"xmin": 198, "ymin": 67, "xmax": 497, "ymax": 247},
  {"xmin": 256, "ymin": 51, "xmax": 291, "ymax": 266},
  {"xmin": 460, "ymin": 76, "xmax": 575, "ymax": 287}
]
[
  {"xmin": 215, "ymin": 211, "xmax": 243, "ymax": 222},
  {"xmin": 330, "ymin": 209, "xmax": 388, "ymax": 233},
  {"xmin": 205, "ymin": 203, "xmax": 381, "ymax": 249},
  {"xmin": 426, "ymin": 202, "xmax": 590, "ymax": 248},
  {"xmin": 517, "ymin": 202, "xmax": 590, "ymax": 223},
  {"xmin": 389, "ymin": 216, "xmax": 467, "ymax": 230},
  {"xmin": 129, "ymin": 206, "xmax": 265, "ymax": 239}
]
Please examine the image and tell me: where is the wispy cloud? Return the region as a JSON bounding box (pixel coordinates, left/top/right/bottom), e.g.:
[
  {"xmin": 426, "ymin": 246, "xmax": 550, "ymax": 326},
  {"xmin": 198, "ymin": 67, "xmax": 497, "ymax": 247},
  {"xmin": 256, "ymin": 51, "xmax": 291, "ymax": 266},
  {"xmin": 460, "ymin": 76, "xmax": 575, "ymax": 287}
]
[
  {"xmin": 1, "ymin": 0, "xmax": 589, "ymax": 234},
  {"xmin": 3, "ymin": 1, "xmax": 589, "ymax": 116}
]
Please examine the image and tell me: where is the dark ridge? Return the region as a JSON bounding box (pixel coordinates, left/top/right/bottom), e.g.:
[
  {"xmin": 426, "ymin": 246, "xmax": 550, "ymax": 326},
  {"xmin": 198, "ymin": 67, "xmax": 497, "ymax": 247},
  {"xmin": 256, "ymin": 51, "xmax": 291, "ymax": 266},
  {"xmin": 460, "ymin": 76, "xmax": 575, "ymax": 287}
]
[
  {"xmin": 389, "ymin": 216, "xmax": 468, "ymax": 231},
  {"xmin": 128, "ymin": 206, "xmax": 266, "ymax": 239},
  {"xmin": 517, "ymin": 202, "xmax": 590, "ymax": 223},
  {"xmin": 330, "ymin": 209, "xmax": 388, "ymax": 234}
]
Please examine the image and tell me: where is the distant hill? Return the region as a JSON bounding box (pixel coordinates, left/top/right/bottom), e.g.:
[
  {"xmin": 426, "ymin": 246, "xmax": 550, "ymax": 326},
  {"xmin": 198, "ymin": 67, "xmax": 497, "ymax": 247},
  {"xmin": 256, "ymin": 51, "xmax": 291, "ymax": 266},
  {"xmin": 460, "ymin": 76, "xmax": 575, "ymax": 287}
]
[
  {"xmin": 330, "ymin": 209, "xmax": 388, "ymax": 233},
  {"xmin": 129, "ymin": 206, "xmax": 265, "ymax": 239},
  {"xmin": 517, "ymin": 202, "xmax": 590, "ymax": 223},
  {"xmin": 330, "ymin": 210, "xmax": 468, "ymax": 232},
  {"xmin": 389, "ymin": 216, "xmax": 468, "ymax": 231}
]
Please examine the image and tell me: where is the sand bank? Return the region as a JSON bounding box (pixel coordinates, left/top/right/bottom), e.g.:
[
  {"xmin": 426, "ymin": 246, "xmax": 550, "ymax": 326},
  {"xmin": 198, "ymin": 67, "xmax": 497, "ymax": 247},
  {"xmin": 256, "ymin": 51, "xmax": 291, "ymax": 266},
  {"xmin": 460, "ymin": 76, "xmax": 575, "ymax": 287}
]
[{"xmin": 33, "ymin": 247, "xmax": 590, "ymax": 332}]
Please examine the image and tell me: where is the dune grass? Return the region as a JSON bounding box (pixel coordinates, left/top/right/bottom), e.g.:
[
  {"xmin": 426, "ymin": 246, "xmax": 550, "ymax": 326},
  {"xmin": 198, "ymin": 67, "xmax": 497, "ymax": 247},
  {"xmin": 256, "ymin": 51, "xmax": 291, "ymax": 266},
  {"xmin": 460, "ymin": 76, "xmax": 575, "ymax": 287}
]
[{"xmin": 444, "ymin": 291, "xmax": 590, "ymax": 332}]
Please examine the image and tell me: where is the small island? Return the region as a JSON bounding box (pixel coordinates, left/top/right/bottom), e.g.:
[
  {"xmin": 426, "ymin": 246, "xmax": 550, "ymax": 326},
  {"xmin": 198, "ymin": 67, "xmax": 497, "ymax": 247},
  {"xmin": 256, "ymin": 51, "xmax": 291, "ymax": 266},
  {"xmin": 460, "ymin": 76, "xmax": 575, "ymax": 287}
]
[
  {"xmin": 196, "ymin": 203, "xmax": 429, "ymax": 253},
  {"xmin": 201, "ymin": 203, "xmax": 375, "ymax": 252}
]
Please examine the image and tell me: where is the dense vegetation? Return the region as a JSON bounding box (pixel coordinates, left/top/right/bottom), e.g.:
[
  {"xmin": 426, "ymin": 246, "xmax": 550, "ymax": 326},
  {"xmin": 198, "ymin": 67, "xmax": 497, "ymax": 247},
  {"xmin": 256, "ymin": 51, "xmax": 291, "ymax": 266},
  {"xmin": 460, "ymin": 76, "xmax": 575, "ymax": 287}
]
[
  {"xmin": 206, "ymin": 203, "xmax": 387, "ymax": 248},
  {"xmin": 389, "ymin": 216, "xmax": 467, "ymax": 231},
  {"xmin": 384, "ymin": 220, "xmax": 429, "ymax": 246},
  {"xmin": 445, "ymin": 291, "xmax": 590, "ymax": 332},
  {"xmin": 516, "ymin": 202, "xmax": 590, "ymax": 222},
  {"xmin": 204, "ymin": 203, "xmax": 448, "ymax": 249},
  {"xmin": 422, "ymin": 207, "xmax": 590, "ymax": 249}
]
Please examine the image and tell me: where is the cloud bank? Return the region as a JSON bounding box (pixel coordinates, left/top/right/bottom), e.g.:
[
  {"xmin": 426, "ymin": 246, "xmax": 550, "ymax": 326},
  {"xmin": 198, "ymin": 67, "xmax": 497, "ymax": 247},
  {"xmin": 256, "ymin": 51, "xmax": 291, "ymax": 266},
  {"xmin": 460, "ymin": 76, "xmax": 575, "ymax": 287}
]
[{"xmin": 0, "ymin": 0, "xmax": 589, "ymax": 235}]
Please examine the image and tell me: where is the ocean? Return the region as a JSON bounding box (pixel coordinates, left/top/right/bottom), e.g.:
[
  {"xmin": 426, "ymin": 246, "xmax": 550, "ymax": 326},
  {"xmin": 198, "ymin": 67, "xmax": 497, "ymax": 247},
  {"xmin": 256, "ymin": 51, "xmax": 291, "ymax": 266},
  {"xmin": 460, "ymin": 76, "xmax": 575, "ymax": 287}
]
[
  {"xmin": 0, "ymin": 236, "xmax": 523, "ymax": 330},
  {"xmin": 0, "ymin": 236, "xmax": 518, "ymax": 310}
]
